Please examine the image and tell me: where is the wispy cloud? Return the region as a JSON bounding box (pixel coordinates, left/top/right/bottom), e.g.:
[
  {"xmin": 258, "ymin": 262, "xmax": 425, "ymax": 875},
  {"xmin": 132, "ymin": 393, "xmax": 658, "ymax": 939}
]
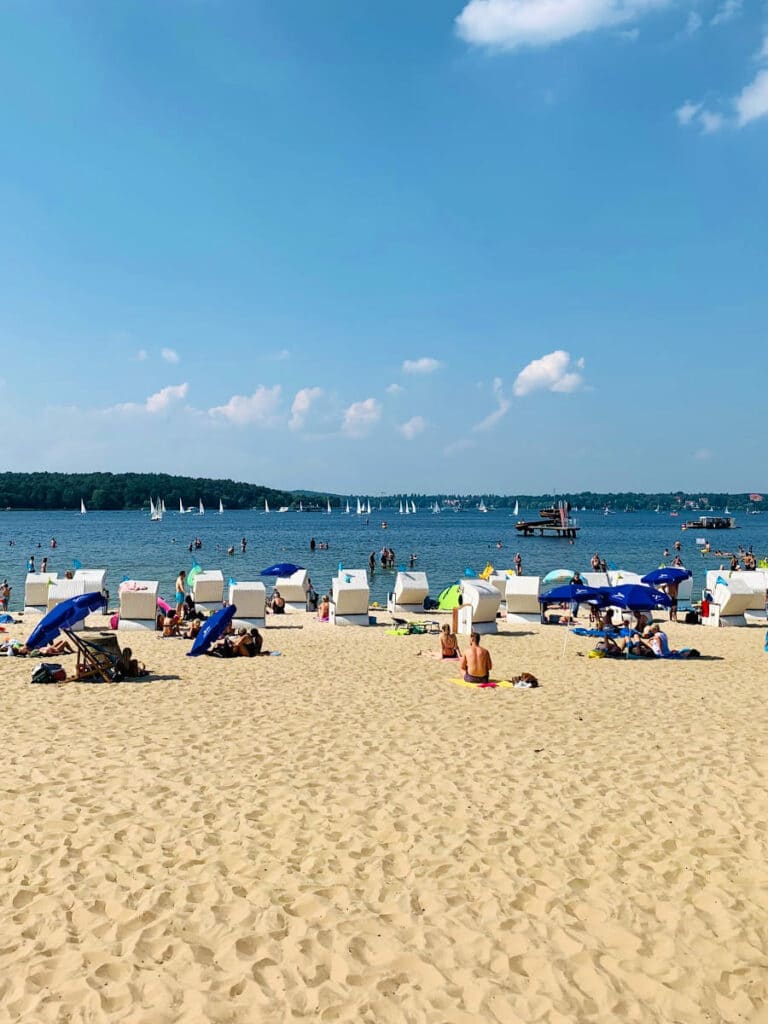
[
  {"xmin": 208, "ymin": 385, "xmax": 282, "ymax": 426},
  {"xmin": 289, "ymin": 387, "xmax": 322, "ymax": 431},
  {"xmin": 386, "ymin": 383, "xmax": 404, "ymax": 395},
  {"xmin": 273, "ymin": 348, "xmax": 291, "ymax": 361},
  {"xmin": 111, "ymin": 382, "xmax": 189, "ymax": 415},
  {"xmin": 472, "ymin": 377, "xmax": 511, "ymax": 431},
  {"xmin": 402, "ymin": 357, "xmax": 442, "ymax": 375},
  {"xmin": 735, "ymin": 68, "xmax": 768, "ymax": 126},
  {"xmin": 161, "ymin": 347, "xmax": 179, "ymax": 364},
  {"xmin": 136, "ymin": 349, "xmax": 148, "ymax": 361},
  {"xmin": 342, "ymin": 397, "xmax": 381, "ymax": 438},
  {"xmin": 710, "ymin": 0, "xmax": 741, "ymax": 27},
  {"xmin": 399, "ymin": 415, "xmax": 427, "ymax": 441},
  {"xmin": 678, "ymin": 29, "xmax": 768, "ymax": 132},
  {"xmin": 455, "ymin": 0, "xmax": 671, "ymax": 51},
  {"xmin": 444, "ymin": 437, "xmax": 477, "ymax": 456},
  {"xmin": 676, "ymin": 101, "xmax": 702, "ymax": 126},
  {"xmin": 513, "ymin": 351, "xmax": 585, "ymax": 396},
  {"xmin": 684, "ymin": 10, "xmax": 702, "ymax": 34}
]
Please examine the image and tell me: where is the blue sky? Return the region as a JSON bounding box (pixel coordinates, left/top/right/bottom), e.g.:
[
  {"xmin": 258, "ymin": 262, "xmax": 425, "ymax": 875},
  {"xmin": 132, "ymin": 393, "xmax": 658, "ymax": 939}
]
[{"xmin": 0, "ymin": 0, "xmax": 765, "ymax": 493}]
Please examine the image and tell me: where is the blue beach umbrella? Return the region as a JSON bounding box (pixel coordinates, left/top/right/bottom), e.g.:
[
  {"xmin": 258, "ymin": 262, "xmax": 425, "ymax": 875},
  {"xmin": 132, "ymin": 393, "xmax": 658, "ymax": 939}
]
[
  {"xmin": 26, "ymin": 592, "xmax": 106, "ymax": 650},
  {"xmin": 260, "ymin": 563, "xmax": 304, "ymax": 577},
  {"xmin": 606, "ymin": 584, "xmax": 671, "ymax": 610},
  {"xmin": 640, "ymin": 567, "xmax": 692, "ymax": 586},
  {"xmin": 187, "ymin": 605, "xmax": 237, "ymax": 657},
  {"xmin": 539, "ymin": 584, "xmax": 610, "ymax": 607}
]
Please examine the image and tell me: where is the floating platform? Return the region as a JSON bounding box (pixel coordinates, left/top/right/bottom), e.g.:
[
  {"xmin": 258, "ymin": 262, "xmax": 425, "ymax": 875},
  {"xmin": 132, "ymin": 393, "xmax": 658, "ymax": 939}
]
[{"xmin": 514, "ymin": 503, "xmax": 580, "ymax": 539}]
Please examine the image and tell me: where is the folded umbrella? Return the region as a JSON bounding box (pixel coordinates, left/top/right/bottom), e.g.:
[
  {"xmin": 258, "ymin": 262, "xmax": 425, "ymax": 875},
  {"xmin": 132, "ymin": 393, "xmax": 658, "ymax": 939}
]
[{"xmin": 187, "ymin": 605, "xmax": 237, "ymax": 657}]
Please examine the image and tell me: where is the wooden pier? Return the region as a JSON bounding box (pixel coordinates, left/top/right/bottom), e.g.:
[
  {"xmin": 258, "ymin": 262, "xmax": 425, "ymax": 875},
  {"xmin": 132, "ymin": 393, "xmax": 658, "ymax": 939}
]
[{"xmin": 514, "ymin": 503, "xmax": 580, "ymax": 539}]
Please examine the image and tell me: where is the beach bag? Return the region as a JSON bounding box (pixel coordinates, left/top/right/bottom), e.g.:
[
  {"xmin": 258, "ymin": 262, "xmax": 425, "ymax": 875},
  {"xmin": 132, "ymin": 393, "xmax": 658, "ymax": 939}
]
[
  {"xmin": 31, "ymin": 662, "xmax": 66, "ymax": 684},
  {"xmin": 684, "ymin": 610, "xmax": 699, "ymax": 625}
]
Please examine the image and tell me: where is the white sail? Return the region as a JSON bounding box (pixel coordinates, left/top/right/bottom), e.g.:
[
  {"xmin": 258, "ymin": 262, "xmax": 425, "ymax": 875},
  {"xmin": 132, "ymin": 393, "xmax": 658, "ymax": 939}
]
[
  {"xmin": 478, "ymin": 499, "xmax": 488, "ymax": 513},
  {"xmin": 298, "ymin": 501, "xmax": 303, "ymax": 512},
  {"xmin": 399, "ymin": 499, "xmax": 403, "ymax": 514},
  {"xmin": 161, "ymin": 498, "xmax": 166, "ymax": 514},
  {"xmin": 199, "ymin": 498, "xmax": 205, "ymax": 516},
  {"xmin": 149, "ymin": 497, "xmax": 156, "ymax": 516},
  {"xmin": 367, "ymin": 499, "xmax": 372, "ymax": 515},
  {"xmin": 345, "ymin": 500, "xmax": 350, "ymax": 514},
  {"xmin": 264, "ymin": 498, "xmax": 270, "ymax": 514},
  {"xmin": 150, "ymin": 497, "xmax": 162, "ymax": 521},
  {"xmin": 411, "ymin": 500, "xmax": 416, "ymax": 514},
  {"xmin": 179, "ymin": 498, "xmax": 185, "ymax": 515},
  {"xmin": 513, "ymin": 500, "xmax": 519, "ymax": 516},
  {"xmin": 356, "ymin": 497, "xmax": 362, "ymax": 515},
  {"xmin": 80, "ymin": 498, "xmax": 87, "ymax": 515},
  {"xmin": 326, "ymin": 498, "xmax": 332, "ymax": 514},
  {"xmin": 218, "ymin": 499, "xmax": 224, "ymax": 514}
]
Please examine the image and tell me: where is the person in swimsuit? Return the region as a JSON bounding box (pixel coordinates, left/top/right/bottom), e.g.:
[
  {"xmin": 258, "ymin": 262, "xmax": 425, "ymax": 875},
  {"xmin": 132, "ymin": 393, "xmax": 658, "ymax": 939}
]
[
  {"xmin": 460, "ymin": 632, "xmax": 492, "ymax": 682},
  {"xmin": 421, "ymin": 624, "xmax": 461, "ymax": 659},
  {"xmin": 175, "ymin": 570, "xmax": 187, "ymax": 616}
]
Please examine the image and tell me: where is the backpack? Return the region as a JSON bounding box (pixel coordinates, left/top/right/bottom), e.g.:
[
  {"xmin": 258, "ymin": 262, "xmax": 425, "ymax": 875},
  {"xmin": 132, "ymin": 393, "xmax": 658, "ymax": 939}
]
[{"xmin": 31, "ymin": 662, "xmax": 66, "ymax": 684}]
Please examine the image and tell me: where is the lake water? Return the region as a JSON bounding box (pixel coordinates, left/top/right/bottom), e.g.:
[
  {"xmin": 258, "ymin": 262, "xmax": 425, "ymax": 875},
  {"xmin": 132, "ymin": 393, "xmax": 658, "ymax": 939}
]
[{"xmin": 1, "ymin": 508, "xmax": 766, "ymax": 611}]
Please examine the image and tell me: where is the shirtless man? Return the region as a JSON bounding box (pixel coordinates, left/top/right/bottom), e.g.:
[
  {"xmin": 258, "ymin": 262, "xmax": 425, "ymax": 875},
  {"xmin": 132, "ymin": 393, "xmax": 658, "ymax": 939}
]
[
  {"xmin": 175, "ymin": 570, "xmax": 187, "ymax": 616},
  {"xmin": 460, "ymin": 632, "xmax": 492, "ymax": 683}
]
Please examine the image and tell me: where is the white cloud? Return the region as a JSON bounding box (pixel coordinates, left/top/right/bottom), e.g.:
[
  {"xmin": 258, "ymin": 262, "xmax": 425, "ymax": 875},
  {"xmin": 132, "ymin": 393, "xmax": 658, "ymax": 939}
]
[
  {"xmin": 289, "ymin": 387, "xmax": 322, "ymax": 431},
  {"xmin": 676, "ymin": 100, "xmax": 702, "ymax": 125},
  {"xmin": 473, "ymin": 377, "xmax": 511, "ymax": 431},
  {"xmin": 700, "ymin": 109, "xmax": 725, "ymax": 133},
  {"xmin": 208, "ymin": 385, "xmax": 282, "ymax": 426},
  {"xmin": 274, "ymin": 349, "xmax": 291, "ymax": 361},
  {"xmin": 138, "ymin": 382, "xmax": 187, "ymax": 414},
  {"xmin": 161, "ymin": 347, "xmax": 179, "ymax": 364},
  {"xmin": 136, "ymin": 349, "xmax": 148, "ymax": 361},
  {"xmin": 402, "ymin": 357, "xmax": 442, "ymax": 375},
  {"xmin": 386, "ymin": 383, "xmax": 404, "ymax": 394},
  {"xmin": 513, "ymin": 350, "xmax": 585, "ymax": 397},
  {"xmin": 736, "ymin": 68, "xmax": 768, "ymax": 126},
  {"xmin": 710, "ymin": 0, "xmax": 741, "ymax": 27},
  {"xmin": 342, "ymin": 397, "xmax": 381, "ymax": 438},
  {"xmin": 399, "ymin": 416, "xmax": 427, "ymax": 441},
  {"xmin": 684, "ymin": 10, "xmax": 702, "ymax": 34},
  {"xmin": 455, "ymin": 0, "xmax": 668, "ymax": 51},
  {"xmin": 444, "ymin": 437, "xmax": 477, "ymax": 456},
  {"xmin": 759, "ymin": 34, "xmax": 768, "ymax": 62}
]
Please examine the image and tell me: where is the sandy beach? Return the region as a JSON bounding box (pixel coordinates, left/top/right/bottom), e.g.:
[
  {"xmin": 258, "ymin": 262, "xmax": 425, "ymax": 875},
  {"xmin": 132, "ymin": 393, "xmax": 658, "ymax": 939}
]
[{"xmin": 2, "ymin": 611, "xmax": 767, "ymax": 1023}]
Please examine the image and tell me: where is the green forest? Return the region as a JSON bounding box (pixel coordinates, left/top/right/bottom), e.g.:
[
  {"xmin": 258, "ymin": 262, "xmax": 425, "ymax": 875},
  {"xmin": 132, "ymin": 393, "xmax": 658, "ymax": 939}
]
[{"xmin": 0, "ymin": 473, "xmax": 762, "ymax": 513}]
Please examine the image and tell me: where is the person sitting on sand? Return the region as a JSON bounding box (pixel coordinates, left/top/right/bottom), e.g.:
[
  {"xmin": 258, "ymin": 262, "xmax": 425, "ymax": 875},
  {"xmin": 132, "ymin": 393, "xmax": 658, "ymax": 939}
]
[
  {"xmin": 269, "ymin": 590, "xmax": 285, "ymax": 614},
  {"xmin": 117, "ymin": 647, "xmax": 148, "ymax": 677},
  {"xmin": 420, "ymin": 624, "xmax": 461, "ymax": 659},
  {"xmin": 317, "ymin": 595, "xmax": 330, "ymax": 621},
  {"xmin": 162, "ymin": 612, "xmax": 181, "ymax": 637},
  {"xmin": 183, "ymin": 618, "xmax": 203, "ymax": 640},
  {"xmin": 182, "ymin": 595, "xmax": 197, "ymax": 621},
  {"xmin": 460, "ymin": 631, "xmax": 492, "ymax": 683}
]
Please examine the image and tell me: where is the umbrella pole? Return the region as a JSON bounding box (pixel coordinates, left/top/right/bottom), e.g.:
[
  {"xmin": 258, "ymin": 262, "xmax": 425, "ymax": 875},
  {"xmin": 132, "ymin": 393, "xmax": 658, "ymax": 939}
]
[{"xmin": 561, "ymin": 624, "xmax": 569, "ymax": 658}]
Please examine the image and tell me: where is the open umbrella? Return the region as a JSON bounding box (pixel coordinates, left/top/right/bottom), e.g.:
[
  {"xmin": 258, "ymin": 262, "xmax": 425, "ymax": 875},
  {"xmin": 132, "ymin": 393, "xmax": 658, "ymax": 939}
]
[
  {"xmin": 260, "ymin": 563, "xmax": 304, "ymax": 577},
  {"xmin": 187, "ymin": 604, "xmax": 237, "ymax": 657},
  {"xmin": 606, "ymin": 584, "xmax": 671, "ymax": 610},
  {"xmin": 26, "ymin": 592, "xmax": 106, "ymax": 650},
  {"xmin": 539, "ymin": 584, "xmax": 610, "ymax": 607},
  {"xmin": 640, "ymin": 567, "xmax": 692, "ymax": 586},
  {"xmin": 542, "ymin": 569, "xmax": 576, "ymax": 586}
]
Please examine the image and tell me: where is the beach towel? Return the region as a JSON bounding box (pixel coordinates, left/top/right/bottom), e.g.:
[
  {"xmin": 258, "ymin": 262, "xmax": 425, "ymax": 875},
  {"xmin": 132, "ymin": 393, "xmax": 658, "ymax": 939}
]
[
  {"xmin": 450, "ymin": 678, "xmax": 515, "ymax": 689},
  {"xmin": 572, "ymin": 627, "xmax": 632, "ymax": 638}
]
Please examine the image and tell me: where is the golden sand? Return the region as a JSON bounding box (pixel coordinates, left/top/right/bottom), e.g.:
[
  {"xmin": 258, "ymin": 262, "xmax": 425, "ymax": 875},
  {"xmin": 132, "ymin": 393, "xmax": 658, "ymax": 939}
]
[{"xmin": 1, "ymin": 612, "xmax": 767, "ymax": 1023}]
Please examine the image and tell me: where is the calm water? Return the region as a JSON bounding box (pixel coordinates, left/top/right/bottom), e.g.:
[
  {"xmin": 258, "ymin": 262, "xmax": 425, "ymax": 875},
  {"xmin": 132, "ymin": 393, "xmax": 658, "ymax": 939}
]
[{"xmin": 1, "ymin": 508, "xmax": 766, "ymax": 611}]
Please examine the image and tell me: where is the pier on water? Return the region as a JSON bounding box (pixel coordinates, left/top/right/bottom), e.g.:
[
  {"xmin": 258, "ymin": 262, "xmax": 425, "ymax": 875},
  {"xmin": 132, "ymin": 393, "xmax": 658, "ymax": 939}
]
[{"xmin": 514, "ymin": 502, "xmax": 580, "ymax": 539}]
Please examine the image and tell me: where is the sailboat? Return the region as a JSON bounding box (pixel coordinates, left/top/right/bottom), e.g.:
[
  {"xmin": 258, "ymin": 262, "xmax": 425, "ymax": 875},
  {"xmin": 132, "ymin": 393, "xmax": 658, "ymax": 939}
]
[
  {"xmin": 724, "ymin": 504, "xmax": 730, "ymax": 515},
  {"xmin": 513, "ymin": 499, "xmax": 519, "ymax": 516},
  {"xmin": 356, "ymin": 497, "xmax": 363, "ymax": 515},
  {"xmin": 298, "ymin": 501, "xmax": 304, "ymax": 512},
  {"xmin": 404, "ymin": 498, "xmax": 410, "ymax": 515},
  {"xmin": 218, "ymin": 499, "xmax": 224, "ymax": 514},
  {"xmin": 654, "ymin": 504, "xmax": 660, "ymax": 513},
  {"xmin": 326, "ymin": 498, "xmax": 332, "ymax": 515},
  {"xmin": 432, "ymin": 500, "xmax": 441, "ymax": 514},
  {"xmin": 264, "ymin": 498, "xmax": 270, "ymax": 514},
  {"xmin": 410, "ymin": 499, "xmax": 416, "ymax": 514},
  {"xmin": 179, "ymin": 498, "xmax": 185, "ymax": 515},
  {"xmin": 80, "ymin": 498, "xmax": 87, "ymax": 515},
  {"xmin": 198, "ymin": 498, "xmax": 205, "ymax": 516},
  {"xmin": 345, "ymin": 500, "xmax": 350, "ymax": 515},
  {"xmin": 478, "ymin": 498, "xmax": 488, "ymax": 513},
  {"xmin": 367, "ymin": 499, "xmax": 372, "ymax": 515},
  {"xmin": 150, "ymin": 497, "xmax": 162, "ymax": 521},
  {"xmin": 399, "ymin": 499, "xmax": 404, "ymax": 514},
  {"xmin": 161, "ymin": 498, "xmax": 166, "ymax": 514}
]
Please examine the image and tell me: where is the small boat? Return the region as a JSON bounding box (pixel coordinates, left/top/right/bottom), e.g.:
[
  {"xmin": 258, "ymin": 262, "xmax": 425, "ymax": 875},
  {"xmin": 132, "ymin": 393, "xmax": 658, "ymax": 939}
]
[
  {"xmin": 356, "ymin": 498, "xmax": 363, "ymax": 515},
  {"xmin": 724, "ymin": 505, "xmax": 730, "ymax": 515},
  {"xmin": 410, "ymin": 500, "xmax": 416, "ymax": 514},
  {"xmin": 218, "ymin": 499, "xmax": 224, "ymax": 514},
  {"xmin": 478, "ymin": 499, "xmax": 488, "ymax": 513},
  {"xmin": 345, "ymin": 500, "xmax": 350, "ymax": 515},
  {"xmin": 432, "ymin": 501, "xmax": 441, "ymax": 514},
  {"xmin": 513, "ymin": 500, "xmax": 519, "ymax": 516},
  {"xmin": 161, "ymin": 499, "xmax": 166, "ymax": 514},
  {"xmin": 326, "ymin": 498, "xmax": 332, "ymax": 515},
  {"xmin": 404, "ymin": 498, "xmax": 410, "ymax": 515},
  {"xmin": 298, "ymin": 501, "xmax": 304, "ymax": 512},
  {"xmin": 198, "ymin": 498, "xmax": 205, "ymax": 516},
  {"xmin": 179, "ymin": 498, "xmax": 185, "ymax": 515},
  {"xmin": 264, "ymin": 498, "xmax": 270, "ymax": 514},
  {"xmin": 150, "ymin": 497, "xmax": 162, "ymax": 522},
  {"xmin": 80, "ymin": 498, "xmax": 87, "ymax": 515},
  {"xmin": 367, "ymin": 499, "xmax": 372, "ymax": 515},
  {"xmin": 399, "ymin": 499, "xmax": 404, "ymax": 515},
  {"xmin": 278, "ymin": 506, "xmax": 289, "ymax": 513}
]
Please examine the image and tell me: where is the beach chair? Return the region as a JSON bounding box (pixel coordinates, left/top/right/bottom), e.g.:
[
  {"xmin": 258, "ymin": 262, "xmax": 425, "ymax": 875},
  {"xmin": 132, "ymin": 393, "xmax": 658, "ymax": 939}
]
[
  {"xmin": 118, "ymin": 580, "xmax": 159, "ymax": 631},
  {"xmin": 457, "ymin": 579, "xmax": 501, "ymax": 635},
  {"xmin": 63, "ymin": 629, "xmax": 123, "ymax": 683},
  {"xmin": 229, "ymin": 582, "xmax": 266, "ymax": 628},
  {"xmin": 505, "ymin": 575, "xmax": 540, "ymax": 623},
  {"xmin": 703, "ymin": 574, "xmax": 755, "ymax": 627},
  {"xmin": 274, "ymin": 569, "xmax": 309, "ymax": 611},
  {"xmin": 387, "ymin": 571, "xmax": 429, "ymax": 614},
  {"xmin": 47, "ymin": 578, "xmax": 89, "ymax": 630},
  {"xmin": 24, "ymin": 572, "xmax": 57, "ymax": 613},
  {"xmin": 192, "ymin": 570, "xmax": 224, "ymax": 612},
  {"xmin": 330, "ymin": 569, "xmax": 370, "ymax": 626}
]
